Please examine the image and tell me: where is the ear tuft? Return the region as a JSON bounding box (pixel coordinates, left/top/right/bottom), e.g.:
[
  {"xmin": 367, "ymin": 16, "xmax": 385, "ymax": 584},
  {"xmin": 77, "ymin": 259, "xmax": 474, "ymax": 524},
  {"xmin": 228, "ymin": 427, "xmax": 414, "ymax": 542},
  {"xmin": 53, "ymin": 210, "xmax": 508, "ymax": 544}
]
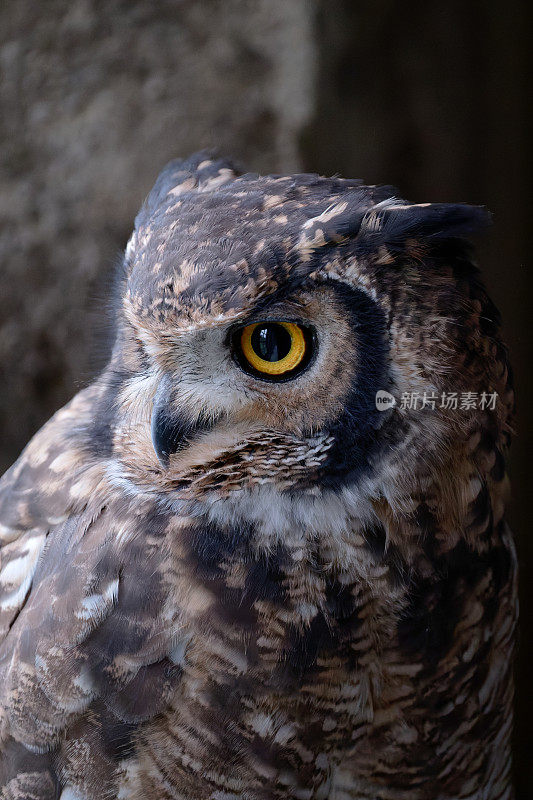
[
  {"xmin": 297, "ymin": 193, "xmax": 490, "ymax": 262},
  {"xmin": 132, "ymin": 151, "xmax": 241, "ymax": 238},
  {"xmin": 360, "ymin": 200, "xmax": 491, "ymax": 251}
]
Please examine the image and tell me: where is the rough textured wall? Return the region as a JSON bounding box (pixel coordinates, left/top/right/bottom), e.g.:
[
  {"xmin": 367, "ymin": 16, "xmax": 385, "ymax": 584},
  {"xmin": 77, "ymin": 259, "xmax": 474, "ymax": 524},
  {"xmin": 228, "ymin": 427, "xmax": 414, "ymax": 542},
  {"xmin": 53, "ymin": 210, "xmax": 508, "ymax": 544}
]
[{"xmin": 0, "ymin": 0, "xmax": 316, "ymax": 470}]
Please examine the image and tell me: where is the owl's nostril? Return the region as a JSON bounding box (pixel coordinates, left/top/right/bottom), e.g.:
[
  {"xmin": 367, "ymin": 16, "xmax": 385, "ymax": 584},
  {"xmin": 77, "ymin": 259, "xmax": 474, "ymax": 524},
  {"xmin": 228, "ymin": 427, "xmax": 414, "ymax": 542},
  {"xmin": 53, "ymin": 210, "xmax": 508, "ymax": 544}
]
[{"xmin": 151, "ymin": 375, "xmax": 213, "ymax": 466}]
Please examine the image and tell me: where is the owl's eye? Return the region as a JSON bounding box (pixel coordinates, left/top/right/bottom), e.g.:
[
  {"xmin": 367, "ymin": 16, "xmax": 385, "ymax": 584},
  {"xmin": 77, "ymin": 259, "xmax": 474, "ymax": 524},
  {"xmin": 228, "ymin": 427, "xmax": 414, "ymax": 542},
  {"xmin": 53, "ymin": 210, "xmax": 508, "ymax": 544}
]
[{"xmin": 233, "ymin": 321, "xmax": 314, "ymax": 381}]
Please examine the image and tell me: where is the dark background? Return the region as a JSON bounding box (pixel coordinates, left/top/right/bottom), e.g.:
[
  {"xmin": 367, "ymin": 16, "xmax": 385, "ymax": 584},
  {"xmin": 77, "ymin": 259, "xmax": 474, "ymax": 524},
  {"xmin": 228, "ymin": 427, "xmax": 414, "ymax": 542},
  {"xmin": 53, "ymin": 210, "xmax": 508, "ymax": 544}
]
[{"xmin": 1, "ymin": 1, "xmax": 531, "ymax": 793}]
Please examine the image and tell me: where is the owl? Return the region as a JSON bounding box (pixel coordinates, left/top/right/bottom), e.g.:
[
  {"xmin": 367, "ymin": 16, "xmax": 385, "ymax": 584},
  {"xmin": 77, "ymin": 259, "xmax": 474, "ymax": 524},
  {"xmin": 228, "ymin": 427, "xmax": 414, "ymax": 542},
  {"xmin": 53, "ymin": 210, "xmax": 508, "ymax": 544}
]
[{"xmin": 0, "ymin": 152, "xmax": 516, "ymax": 800}]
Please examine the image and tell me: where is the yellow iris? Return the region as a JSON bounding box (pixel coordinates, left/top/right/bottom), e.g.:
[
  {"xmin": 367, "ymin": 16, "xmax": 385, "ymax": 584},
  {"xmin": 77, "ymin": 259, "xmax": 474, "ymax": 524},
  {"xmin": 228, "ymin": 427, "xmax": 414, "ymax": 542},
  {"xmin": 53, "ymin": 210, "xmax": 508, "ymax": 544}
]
[{"xmin": 240, "ymin": 321, "xmax": 307, "ymax": 376}]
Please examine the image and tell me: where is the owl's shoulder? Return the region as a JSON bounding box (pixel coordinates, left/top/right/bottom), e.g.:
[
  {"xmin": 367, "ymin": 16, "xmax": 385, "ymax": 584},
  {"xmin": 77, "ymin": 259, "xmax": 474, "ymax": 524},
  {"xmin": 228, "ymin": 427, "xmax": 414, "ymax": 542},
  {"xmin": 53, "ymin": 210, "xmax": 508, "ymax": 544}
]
[{"xmin": 0, "ymin": 385, "xmax": 103, "ymax": 641}]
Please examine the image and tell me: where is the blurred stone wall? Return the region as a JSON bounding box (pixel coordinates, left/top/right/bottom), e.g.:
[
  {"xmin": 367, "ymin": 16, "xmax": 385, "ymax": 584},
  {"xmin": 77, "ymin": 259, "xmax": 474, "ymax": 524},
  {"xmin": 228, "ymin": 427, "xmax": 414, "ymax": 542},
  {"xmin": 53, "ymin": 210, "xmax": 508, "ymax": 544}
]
[{"xmin": 1, "ymin": 0, "xmax": 531, "ymax": 795}]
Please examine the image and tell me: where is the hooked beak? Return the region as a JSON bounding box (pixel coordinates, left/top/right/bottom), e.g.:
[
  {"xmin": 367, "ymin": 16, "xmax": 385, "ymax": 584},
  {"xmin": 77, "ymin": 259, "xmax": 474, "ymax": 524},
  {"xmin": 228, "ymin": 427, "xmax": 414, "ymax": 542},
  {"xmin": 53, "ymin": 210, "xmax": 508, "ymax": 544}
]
[{"xmin": 151, "ymin": 374, "xmax": 213, "ymax": 466}]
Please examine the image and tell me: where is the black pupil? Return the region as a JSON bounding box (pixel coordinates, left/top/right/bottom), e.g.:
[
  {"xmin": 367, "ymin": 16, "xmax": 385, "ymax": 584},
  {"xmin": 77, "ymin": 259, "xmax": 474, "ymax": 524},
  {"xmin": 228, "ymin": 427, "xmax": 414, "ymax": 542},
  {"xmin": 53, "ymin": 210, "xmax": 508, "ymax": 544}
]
[{"xmin": 251, "ymin": 323, "xmax": 292, "ymax": 362}]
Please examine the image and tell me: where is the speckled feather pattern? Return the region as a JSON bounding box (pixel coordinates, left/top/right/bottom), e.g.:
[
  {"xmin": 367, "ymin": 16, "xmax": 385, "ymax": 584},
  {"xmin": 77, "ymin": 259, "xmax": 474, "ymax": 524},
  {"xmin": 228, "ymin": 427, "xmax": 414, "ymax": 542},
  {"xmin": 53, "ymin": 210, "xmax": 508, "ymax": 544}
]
[{"xmin": 0, "ymin": 153, "xmax": 516, "ymax": 799}]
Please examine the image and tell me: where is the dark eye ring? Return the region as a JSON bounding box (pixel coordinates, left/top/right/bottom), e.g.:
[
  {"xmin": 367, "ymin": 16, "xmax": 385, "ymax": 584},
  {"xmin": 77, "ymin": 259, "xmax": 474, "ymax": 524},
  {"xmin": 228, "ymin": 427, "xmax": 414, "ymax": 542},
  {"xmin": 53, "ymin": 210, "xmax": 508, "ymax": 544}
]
[{"xmin": 232, "ymin": 321, "xmax": 316, "ymax": 382}]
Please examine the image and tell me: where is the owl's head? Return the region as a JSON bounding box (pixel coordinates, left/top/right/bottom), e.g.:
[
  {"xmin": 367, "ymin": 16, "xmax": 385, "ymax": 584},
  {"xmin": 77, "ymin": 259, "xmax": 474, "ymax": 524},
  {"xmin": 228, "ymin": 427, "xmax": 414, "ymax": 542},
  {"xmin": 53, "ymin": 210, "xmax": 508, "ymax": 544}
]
[{"xmin": 104, "ymin": 152, "xmax": 510, "ymax": 506}]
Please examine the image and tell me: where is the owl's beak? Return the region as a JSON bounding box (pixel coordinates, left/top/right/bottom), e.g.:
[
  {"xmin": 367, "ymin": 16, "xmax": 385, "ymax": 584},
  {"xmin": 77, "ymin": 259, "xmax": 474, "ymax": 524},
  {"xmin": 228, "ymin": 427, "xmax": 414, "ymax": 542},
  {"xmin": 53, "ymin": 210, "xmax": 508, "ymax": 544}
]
[{"xmin": 151, "ymin": 374, "xmax": 213, "ymax": 467}]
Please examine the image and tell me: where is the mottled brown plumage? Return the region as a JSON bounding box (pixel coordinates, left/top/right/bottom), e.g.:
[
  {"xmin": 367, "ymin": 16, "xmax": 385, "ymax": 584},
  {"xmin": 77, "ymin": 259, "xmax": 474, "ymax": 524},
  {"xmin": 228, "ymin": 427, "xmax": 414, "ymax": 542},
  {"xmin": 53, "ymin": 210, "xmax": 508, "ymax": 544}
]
[{"xmin": 0, "ymin": 153, "xmax": 516, "ymax": 799}]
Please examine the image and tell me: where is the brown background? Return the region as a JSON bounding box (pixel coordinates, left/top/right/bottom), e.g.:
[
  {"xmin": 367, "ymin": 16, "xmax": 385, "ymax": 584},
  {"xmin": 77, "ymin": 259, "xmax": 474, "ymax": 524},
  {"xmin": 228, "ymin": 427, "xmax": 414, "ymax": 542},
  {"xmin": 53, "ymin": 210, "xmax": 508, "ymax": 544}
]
[{"xmin": 0, "ymin": 1, "xmax": 531, "ymax": 794}]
